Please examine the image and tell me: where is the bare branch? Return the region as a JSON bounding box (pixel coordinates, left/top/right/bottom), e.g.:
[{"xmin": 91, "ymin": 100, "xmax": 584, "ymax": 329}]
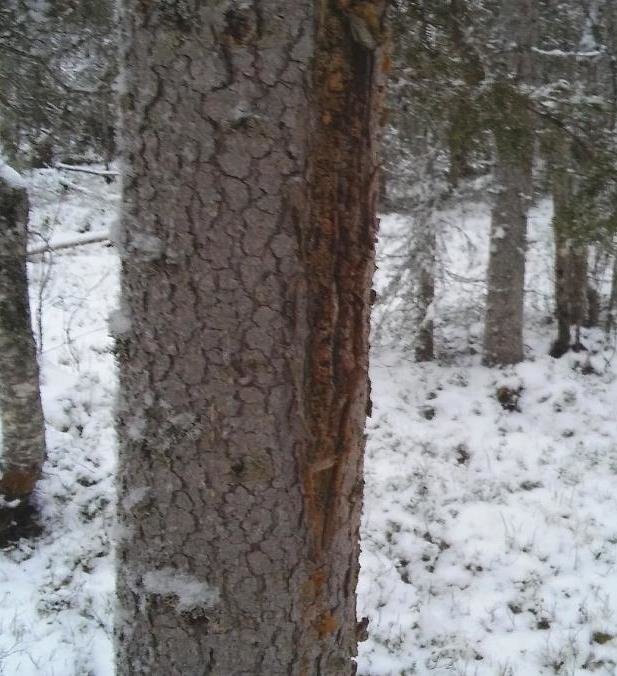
[
  {"xmin": 27, "ymin": 232, "xmax": 110, "ymax": 257},
  {"xmin": 56, "ymin": 163, "xmax": 119, "ymax": 178}
]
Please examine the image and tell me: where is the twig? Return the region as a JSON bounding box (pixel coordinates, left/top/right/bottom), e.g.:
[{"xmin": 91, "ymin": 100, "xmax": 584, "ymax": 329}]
[
  {"xmin": 27, "ymin": 232, "xmax": 110, "ymax": 257},
  {"xmin": 58, "ymin": 178, "xmax": 97, "ymax": 197},
  {"xmin": 55, "ymin": 163, "xmax": 119, "ymax": 178}
]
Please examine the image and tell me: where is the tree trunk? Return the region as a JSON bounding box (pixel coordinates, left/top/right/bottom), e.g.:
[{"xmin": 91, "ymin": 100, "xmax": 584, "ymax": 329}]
[
  {"xmin": 483, "ymin": 0, "xmax": 536, "ymax": 367},
  {"xmin": 549, "ymin": 163, "xmax": 588, "ymax": 358},
  {"xmin": 115, "ymin": 2, "xmax": 386, "ymax": 674},
  {"xmin": 586, "ymin": 285, "xmax": 600, "ymax": 328},
  {"xmin": 0, "ymin": 169, "xmax": 46, "ymax": 501},
  {"xmin": 551, "ymin": 232, "xmax": 588, "ymax": 356},
  {"xmin": 483, "ymin": 99, "xmax": 533, "ymax": 366},
  {"xmin": 414, "ymin": 218, "xmax": 435, "ymax": 362},
  {"xmin": 607, "ymin": 251, "xmax": 617, "ymax": 334}
]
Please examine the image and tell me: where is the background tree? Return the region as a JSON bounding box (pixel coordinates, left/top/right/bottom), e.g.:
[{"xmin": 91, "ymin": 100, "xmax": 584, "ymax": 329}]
[
  {"xmin": 533, "ymin": 0, "xmax": 617, "ymax": 353},
  {"xmin": 481, "ymin": 0, "xmax": 537, "ymax": 366},
  {"xmin": 380, "ymin": 0, "xmax": 489, "ymax": 360},
  {"xmin": 414, "ymin": 210, "xmax": 436, "ymax": 361},
  {"xmin": 115, "ymin": 1, "xmax": 387, "ymax": 673},
  {"xmin": 0, "ymin": 163, "xmax": 46, "ymax": 505},
  {"xmin": 382, "ymin": 0, "xmax": 617, "ymax": 365},
  {"xmin": 0, "ymin": 0, "xmax": 116, "ymax": 167}
]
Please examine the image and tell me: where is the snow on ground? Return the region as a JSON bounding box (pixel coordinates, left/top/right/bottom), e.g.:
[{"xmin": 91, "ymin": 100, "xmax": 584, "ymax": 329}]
[
  {"xmin": 0, "ymin": 167, "xmax": 118, "ymax": 676},
  {"xmin": 358, "ymin": 208, "xmax": 617, "ymax": 675},
  {"xmin": 1, "ymin": 169, "xmax": 617, "ymax": 675}
]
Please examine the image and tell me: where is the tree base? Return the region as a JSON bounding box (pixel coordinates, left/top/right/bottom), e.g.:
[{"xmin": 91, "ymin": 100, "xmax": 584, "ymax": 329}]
[
  {"xmin": 0, "ymin": 499, "xmax": 42, "ymax": 548},
  {"xmin": 549, "ymin": 339, "xmax": 587, "ymax": 359}
]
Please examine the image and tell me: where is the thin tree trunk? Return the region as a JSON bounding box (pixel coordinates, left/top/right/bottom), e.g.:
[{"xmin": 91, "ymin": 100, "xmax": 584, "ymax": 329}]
[
  {"xmin": 0, "ymin": 170, "xmax": 46, "ymax": 501},
  {"xmin": 414, "ymin": 218, "xmax": 435, "ymax": 361},
  {"xmin": 552, "ymin": 233, "xmax": 588, "ymax": 355},
  {"xmin": 586, "ymin": 284, "xmax": 600, "ymax": 328},
  {"xmin": 607, "ymin": 251, "xmax": 617, "ymax": 334},
  {"xmin": 115, "ymin": 2, "xmax": 386, "ymax": 674},
  {"xmin": 550, "ymin": 163, "xmax": 588, "ymax": 357}
]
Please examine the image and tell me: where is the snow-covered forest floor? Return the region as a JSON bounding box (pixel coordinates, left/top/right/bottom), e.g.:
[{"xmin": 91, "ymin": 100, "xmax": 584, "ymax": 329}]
[
  {"xmin": 359, "ymin": 206, "xmax": 617, "ymax": 675},
  {"xmin": 0, "ymin": 168, "xmax": 117, "ymax": 675},
  {"xmin": 1, "ymin": 169, "xmax": 617, "ymax": 675}
]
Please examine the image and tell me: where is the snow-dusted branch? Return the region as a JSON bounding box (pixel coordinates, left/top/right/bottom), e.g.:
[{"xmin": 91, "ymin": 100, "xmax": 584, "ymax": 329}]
[
  {"xmin": 56, "ymin": 163, "xmax": 119, "ymax": 178},
  {"xmin": 27, "ymin": 232, "xmax": 110, "ymax": 257}
]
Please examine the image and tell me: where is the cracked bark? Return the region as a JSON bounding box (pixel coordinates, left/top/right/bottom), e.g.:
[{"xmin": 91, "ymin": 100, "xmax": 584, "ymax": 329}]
[
  {"xmin": 0, "ymin": 175, "xmax": 46, "ymax": 501},
  {"xmin": 115, "ymin": 1, "xmax": 386, "ymax": 674}
]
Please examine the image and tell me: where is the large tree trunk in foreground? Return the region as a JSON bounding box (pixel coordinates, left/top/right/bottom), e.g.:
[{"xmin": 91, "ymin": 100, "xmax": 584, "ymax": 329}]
[
  {"xmin": 115, "ymin": 1, "xmax": 386, "ymax": 674},
  {"xmin": 0, "ymin": 169, "xmax": 46, "ymax": 501}
]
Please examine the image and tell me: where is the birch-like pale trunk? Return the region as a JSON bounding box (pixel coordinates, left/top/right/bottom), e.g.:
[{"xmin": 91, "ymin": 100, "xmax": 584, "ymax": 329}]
[{"xmin": 0, "ymin": 171, "xmax": 46, "ymax": 501}]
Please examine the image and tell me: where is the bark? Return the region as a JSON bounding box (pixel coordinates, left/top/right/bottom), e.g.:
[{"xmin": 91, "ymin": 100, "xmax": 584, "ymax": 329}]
[
  {"xmin": 0, "ymin": 172, "xmax": 46, "ymax": 501},
  {"xmin": 115, "ymin": 1, "xmax": 386, "ymax": 674},
  {"xmin": 482, "ymin": 0, "xmax": 536, "ymax": 367},
  {"xmin": 414, "ymin": 218, "xmax": 435, "ymax": 362},
  {"xmin": 607, "ymin": 252, "xmax": 617, "ymax": 334},
  {"xmin": 549, "ymin": 156, "xmax": 588, "ymax": 358},
  {"xmin": 551, "ymin": 231, "xmax": 588, "ymax": 357},
  {"xmin": 483, "ymin": 96, "xmax": 533, "ymax": 366},
  {"xmin": 586, "ymin": 285, "xmax": 600, "ymax": 328}
]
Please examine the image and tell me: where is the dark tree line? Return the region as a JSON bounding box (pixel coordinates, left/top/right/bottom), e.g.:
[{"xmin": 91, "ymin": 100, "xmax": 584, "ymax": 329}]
[
  {"xmin": 384, "ymin": 0, "xmax": 617, "ymax": 364},
  {"xmin": 0, "ymin": 0, "xmax": 116, "ymax": 167}
]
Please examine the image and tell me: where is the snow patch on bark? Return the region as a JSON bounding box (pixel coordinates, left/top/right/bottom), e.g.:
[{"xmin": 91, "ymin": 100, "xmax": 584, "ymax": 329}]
[
  {"xmin": 109, "ymin": 215, "xmax": 125, "ymax": 248},
  {"xmin": 0, "ymin": 161, "xmax": 26, "ymax": 189},
  {"xmin": 142, "ymin": 568, "xmax": 219, "ymax": 612},
  {"xmin": 128, "ymin": 231, "xmax": 165, "ymax": 261},
  {"xmin": 121, "ymin": 486, "xmax": 149, "ymax": 511},
  {"xmin": 108, "ymin": 307, "xmax": 132, "ymax": 338},
  {"xmin": 125, "ymin": 415, "xmax": 147, "ymax": 442}
]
